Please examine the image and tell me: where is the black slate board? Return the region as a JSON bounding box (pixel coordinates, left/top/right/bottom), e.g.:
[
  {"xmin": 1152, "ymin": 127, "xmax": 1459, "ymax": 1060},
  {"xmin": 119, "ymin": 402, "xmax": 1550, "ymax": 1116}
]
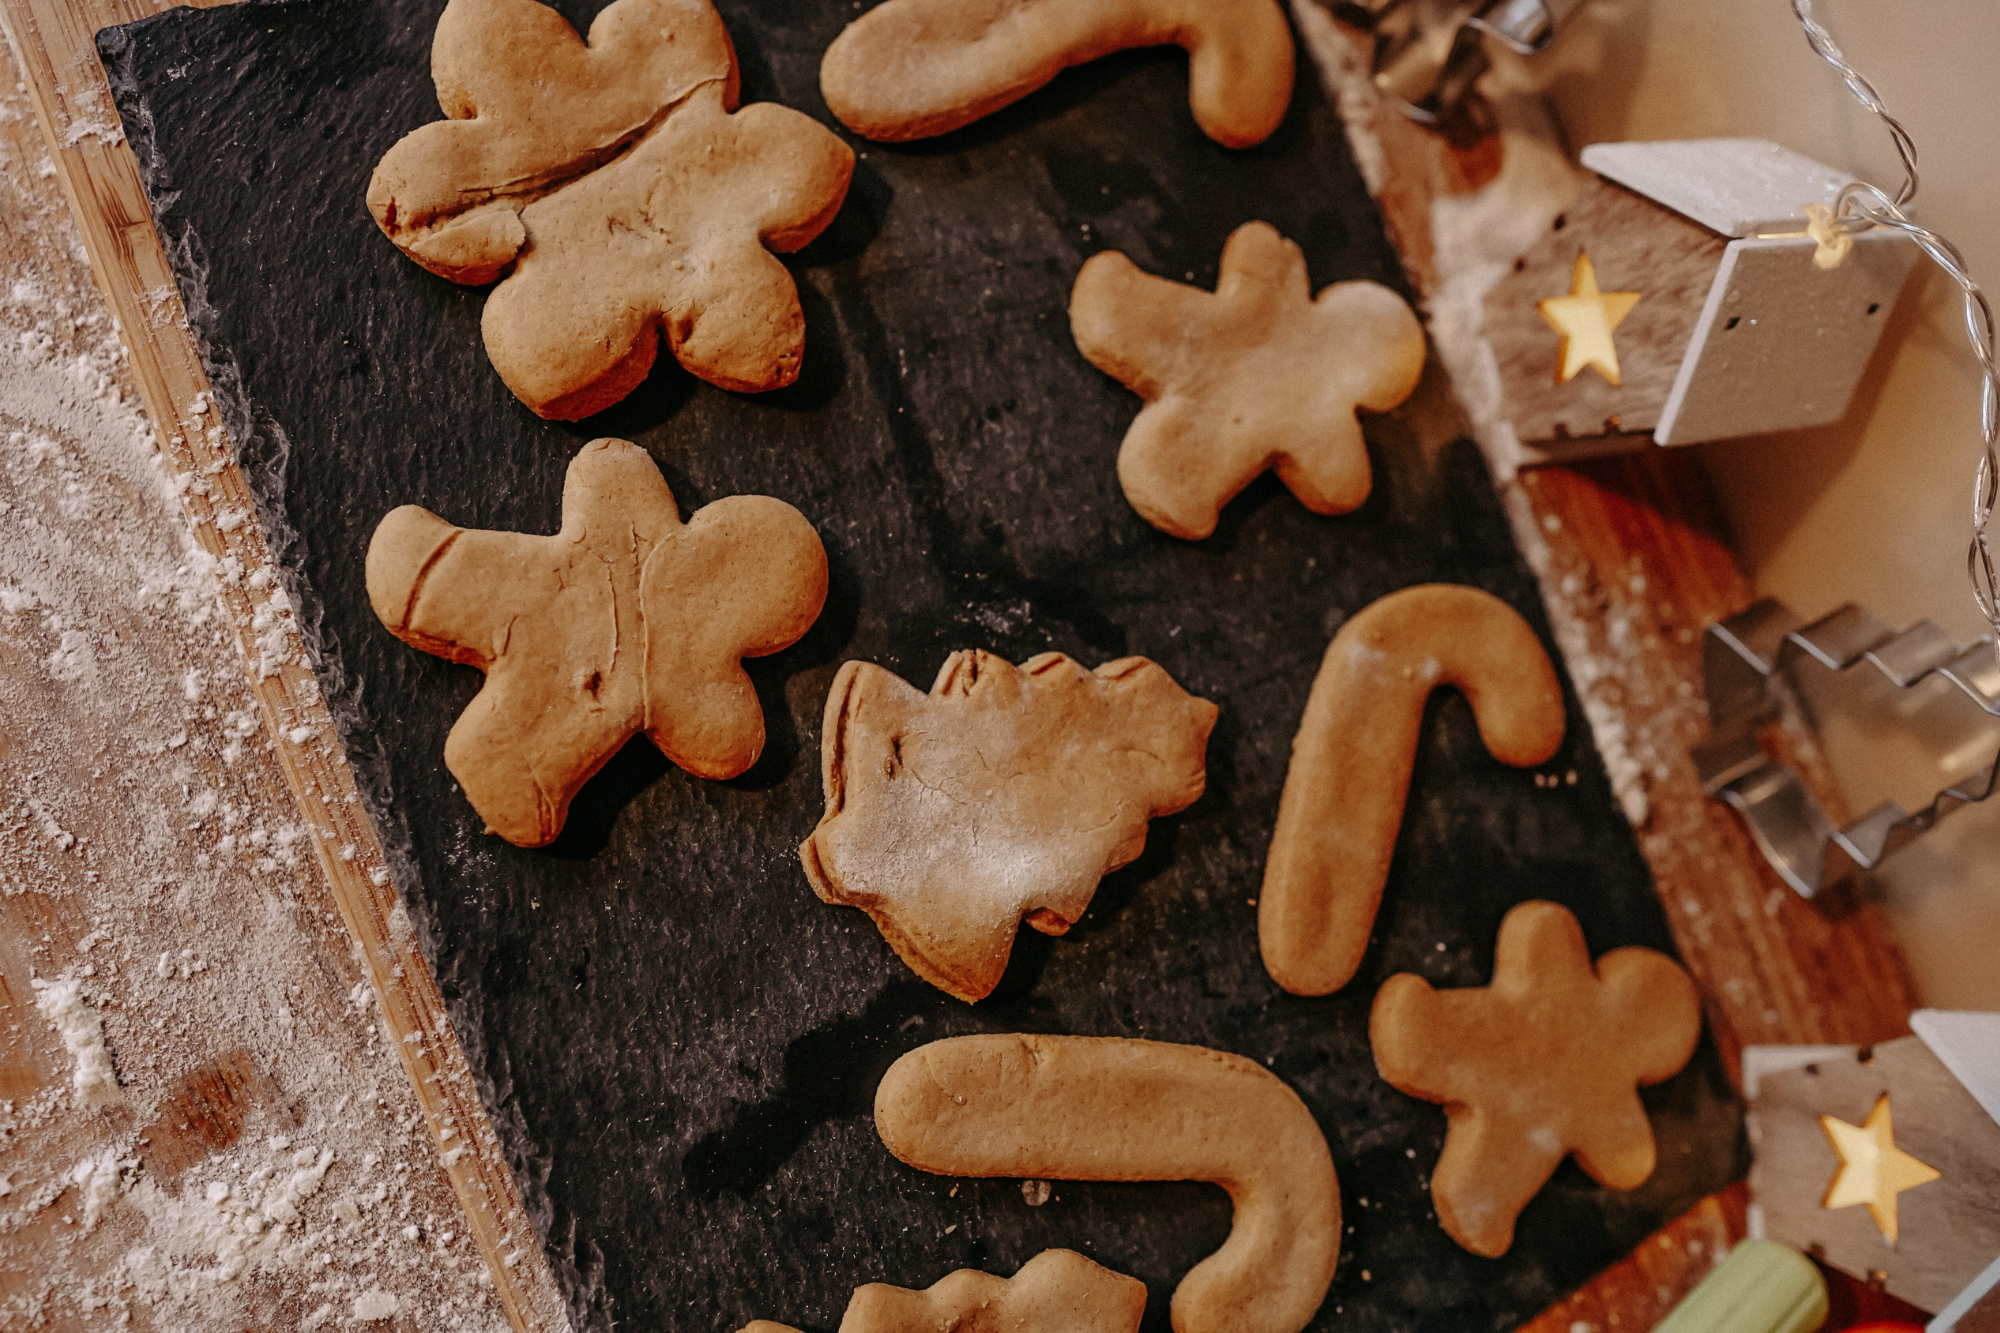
[{"xmin": 101, "ymin": 4, "xmax": 1745, "ymax": 1329}]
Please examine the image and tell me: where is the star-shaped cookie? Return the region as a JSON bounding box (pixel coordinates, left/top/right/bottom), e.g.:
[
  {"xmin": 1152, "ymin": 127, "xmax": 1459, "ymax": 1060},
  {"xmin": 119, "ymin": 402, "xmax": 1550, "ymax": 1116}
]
[
  {"xmin": 800, "ymin": 650, "xmax": 1216, "ymax": 1001},
  {"xmin": 1070, "ymin": 221, "xmax": 1426, "ymax": 540},
  {"xmin": 366, "ymin": 438, "xmax": 827, "ymax": 847},
  {"xmin": 1369, "ymin": 900, "xmax": 1702, "ymax": 1257}
]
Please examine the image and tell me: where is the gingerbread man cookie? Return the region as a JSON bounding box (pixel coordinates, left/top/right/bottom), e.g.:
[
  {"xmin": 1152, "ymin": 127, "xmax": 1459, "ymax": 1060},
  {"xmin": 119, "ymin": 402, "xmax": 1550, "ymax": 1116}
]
[
  {"xmin": 743, "ymin": 1250, "xmax": 1146, "ymax": 1333},
  {"xmin": 1370, "ymin": 900, "xmax": 1702, "ymax": 1258},
  {"xmin": 801, "ymin": 650, "xmax": 1215, "ymax": 1001},
  {"xmin": 366, "ymin": 439, "xmax": 826, "ymax": 847},
  {"xmin": 875, "ymin": 1034, "xmax": 1340, "ymax": 1333},
  {"xmin": 1071, "ymin": 222, "xmax": 1426, "ymax": 540},
  {"xmin": 820, "ymin": 0, "xmax": 1295, "ymax": 149},
  {"xmin": 369, "ymin": 0, "xmax": 853, "ymax": 419},
  {"xmin": 1260, "ymin": 584, "xmax": 1565, "ymax": 996}
]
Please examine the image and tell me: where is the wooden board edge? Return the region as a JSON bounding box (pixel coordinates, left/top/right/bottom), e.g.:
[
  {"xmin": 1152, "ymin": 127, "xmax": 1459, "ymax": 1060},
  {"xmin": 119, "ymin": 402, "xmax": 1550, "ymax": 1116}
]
[
  {"xmin": 6, "ymin": 0, "xmax": 1922, "ymax": 1326},
  {"xmin": 1519, "ymin": 1183, "xmax": 1748, "ymax": 1333},
  {"xmin": 1293, "ymin": 0, "xmax": 1919, "ymax": 1321},
  {"xmin": 0, "ymin": 0, "xmax": 573, "ymax": 1328}
]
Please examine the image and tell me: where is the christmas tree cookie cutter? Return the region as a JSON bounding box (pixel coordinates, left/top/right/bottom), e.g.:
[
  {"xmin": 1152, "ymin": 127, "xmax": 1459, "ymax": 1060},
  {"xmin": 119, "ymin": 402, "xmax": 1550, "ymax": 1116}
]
[{"xmin": 1694, "ymin": 598, "xmax": 2000, "ymax": 898}]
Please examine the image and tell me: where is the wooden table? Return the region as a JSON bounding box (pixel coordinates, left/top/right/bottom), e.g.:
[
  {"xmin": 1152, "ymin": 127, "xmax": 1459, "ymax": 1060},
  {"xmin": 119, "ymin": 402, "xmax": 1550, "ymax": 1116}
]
[{"xmin": 0, "ymin": 0, "xmax": 1918, "ymax": 1328}]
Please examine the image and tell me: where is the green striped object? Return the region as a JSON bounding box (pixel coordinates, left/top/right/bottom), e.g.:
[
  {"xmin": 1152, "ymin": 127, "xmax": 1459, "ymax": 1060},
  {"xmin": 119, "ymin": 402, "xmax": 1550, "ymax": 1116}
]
[{"xmin": 1653, "ymin": 1240, "xmax": 1829, "ymax": 1333}]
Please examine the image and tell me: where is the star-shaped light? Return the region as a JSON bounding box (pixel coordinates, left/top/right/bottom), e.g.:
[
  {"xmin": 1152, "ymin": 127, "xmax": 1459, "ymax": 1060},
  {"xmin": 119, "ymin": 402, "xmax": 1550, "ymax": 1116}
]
[
  {"xmin": 1819, "ymin": 1094, "xmax": 1941, "ymax": 1245},
  {"xmin": 1537, "ymin": 252, "xmax": 1641, "ymax": 387}
]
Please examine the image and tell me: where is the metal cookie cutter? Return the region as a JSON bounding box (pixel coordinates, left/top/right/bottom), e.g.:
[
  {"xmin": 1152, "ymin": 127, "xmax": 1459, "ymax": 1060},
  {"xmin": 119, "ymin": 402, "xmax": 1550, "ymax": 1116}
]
[
  {"xmin": 1694, "ymin": 599, "xmax": 2000, "ymax": 898},
  {"xmin": 1331, "ymin": 0, "xmax": 1583, "ymax": 126}
]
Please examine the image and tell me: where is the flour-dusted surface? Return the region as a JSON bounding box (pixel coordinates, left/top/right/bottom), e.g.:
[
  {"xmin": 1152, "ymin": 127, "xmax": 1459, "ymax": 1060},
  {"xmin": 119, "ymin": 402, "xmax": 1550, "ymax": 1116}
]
[
  {"xmin": 96, "ymin": 1, "xmax": 1745, "ymax": 1328},
  {"xmin": 1291, "ymin": 8, "xmax": 1913, "ymax": 1079},
  {"xmin": 0, "ymin": 50, "xmax": 508, "ymax": 1331},
  {"xmin": 28, "ymin": 979, "xmax": 116, "ymax": 1100}
]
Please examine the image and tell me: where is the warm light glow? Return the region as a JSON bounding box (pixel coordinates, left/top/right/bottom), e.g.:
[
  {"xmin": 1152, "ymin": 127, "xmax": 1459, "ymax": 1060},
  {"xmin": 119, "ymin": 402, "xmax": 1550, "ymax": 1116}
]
[
  {"xmin": 1536, "ymin": 252, "xmax": 1641, "ymax": 387},
  {"xmin": 1819, "ymin": 1094, "xmax": 1941, "ymax": 1245}
]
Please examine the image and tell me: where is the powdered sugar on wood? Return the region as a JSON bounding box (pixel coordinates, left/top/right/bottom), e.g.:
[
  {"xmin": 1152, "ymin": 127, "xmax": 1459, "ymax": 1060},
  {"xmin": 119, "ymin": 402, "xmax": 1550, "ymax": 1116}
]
[{"xmin": 0, "ymin": 56, "xmax": 512, "ymax": 1332}]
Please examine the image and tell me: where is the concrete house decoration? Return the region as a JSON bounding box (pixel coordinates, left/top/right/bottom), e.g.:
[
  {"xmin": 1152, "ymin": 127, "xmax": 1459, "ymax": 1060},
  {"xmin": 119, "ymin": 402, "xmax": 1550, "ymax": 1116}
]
[
  {"xmin": 1937, "ymin": 1258, "xmax": 2000, "ymax": 1333},
  {"xmin": 1745, "ymin": 1009, "xmax": 2000, "ymax": 1325},
  {"xmin": 1483, "ymin": 138, "xmax": 1919, "ymax": 454}
]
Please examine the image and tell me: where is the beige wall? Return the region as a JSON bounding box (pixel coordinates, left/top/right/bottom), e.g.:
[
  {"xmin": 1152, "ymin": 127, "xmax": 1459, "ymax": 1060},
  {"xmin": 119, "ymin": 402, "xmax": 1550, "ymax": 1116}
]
[
  {"xmin": 1528, "ymin": 0, "xmax": 2000, "ymax": 1007},
  {"xmin": 1543, "ymin": 0, "xmax": 2000, "ymax": 641}
]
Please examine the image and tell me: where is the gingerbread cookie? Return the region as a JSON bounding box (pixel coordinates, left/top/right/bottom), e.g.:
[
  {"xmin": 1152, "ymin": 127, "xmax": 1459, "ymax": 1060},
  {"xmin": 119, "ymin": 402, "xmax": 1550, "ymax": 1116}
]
[
  {"xmin": 801, "ymin": 651, "xmax": 1215, "ymax": 1002},
  {"xmin": 745, "ymin": 1250, "xmax": 1147, "ymax": 1333},
  {"xmin": 875, "ymin": 1034, "xmax": 1340, "ymax": 1333},
  {"xmin": 1370, "ymin": 900, "xmax": 1702, "ymax": 1258},
  {"xmin": 1260, "ymin": 584, "xmax": 1564, "ymax": 996},
  {"xmin": 366, "ymin": 438, "xmax": 826, "ymax": 846},
  {"xmin": 819, "ymin": 0, "xmax": 1294, "ymax": 149},
  {"xmin": 368, "ymin": 0, "xmax": 853, "ymax": 419},
  {"xmin": 1070, "ymin": 222, "xmax": 1426, "ymax": 540}
]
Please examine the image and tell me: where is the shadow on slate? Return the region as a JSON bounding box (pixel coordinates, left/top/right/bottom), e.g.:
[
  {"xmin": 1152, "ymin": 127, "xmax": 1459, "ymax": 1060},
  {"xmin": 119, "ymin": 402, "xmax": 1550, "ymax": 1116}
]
[{"xmin": 100, "ymin": 2, "xmax": 1746, "ymax": 1329}]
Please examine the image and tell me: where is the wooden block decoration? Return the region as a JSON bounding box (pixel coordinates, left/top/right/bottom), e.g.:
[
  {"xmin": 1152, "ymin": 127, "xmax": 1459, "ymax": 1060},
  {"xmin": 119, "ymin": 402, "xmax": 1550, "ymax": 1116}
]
[
  {"xmin": 1911, "ymin": 1009, "xmax": 2000, "ymax": 1330},
  {"xmin": 1933, "ymin": 1252, "xmax": 2000, "ymax": 1333},
  {"xmin": 1910, "ymin": 1008, "xmax": 2000, "ymax": 1131},
  {"xmin": 1653, "ymin": 230, "xmax": 1915, "ymax": 445},
  {"xmin": 1581, "ymin": 137, "xmax": 1853, "ymax": 238},
  {"xmin": 1485, "ymin": 138, "xmax": 1918, "ymax": 451},
  {"xmin": 1746, "ymin": 1033, "xmax": 2000, "ymax": 1314},
  {"xmin": 1483, "ymin": 177, "xmax": 1726, "ymax": 443}
]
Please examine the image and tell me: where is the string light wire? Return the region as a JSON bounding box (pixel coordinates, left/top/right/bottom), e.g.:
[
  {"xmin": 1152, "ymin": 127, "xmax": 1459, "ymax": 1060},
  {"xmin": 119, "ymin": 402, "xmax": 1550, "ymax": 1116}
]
[{"xmin": 1791, "ymin": 0, "xmax": 2000, "ymax": 653}]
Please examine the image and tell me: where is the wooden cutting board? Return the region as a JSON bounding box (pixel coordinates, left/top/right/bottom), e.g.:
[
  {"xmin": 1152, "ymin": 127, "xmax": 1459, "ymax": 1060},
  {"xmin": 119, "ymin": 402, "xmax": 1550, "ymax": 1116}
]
[
  {"xmin": 88, "ymin": 2, "xmax": 1743, "ymax": 1327},
  {"xmin": 0, "ymin": 0, "xmax": 1912, "ymax": 1320}
]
